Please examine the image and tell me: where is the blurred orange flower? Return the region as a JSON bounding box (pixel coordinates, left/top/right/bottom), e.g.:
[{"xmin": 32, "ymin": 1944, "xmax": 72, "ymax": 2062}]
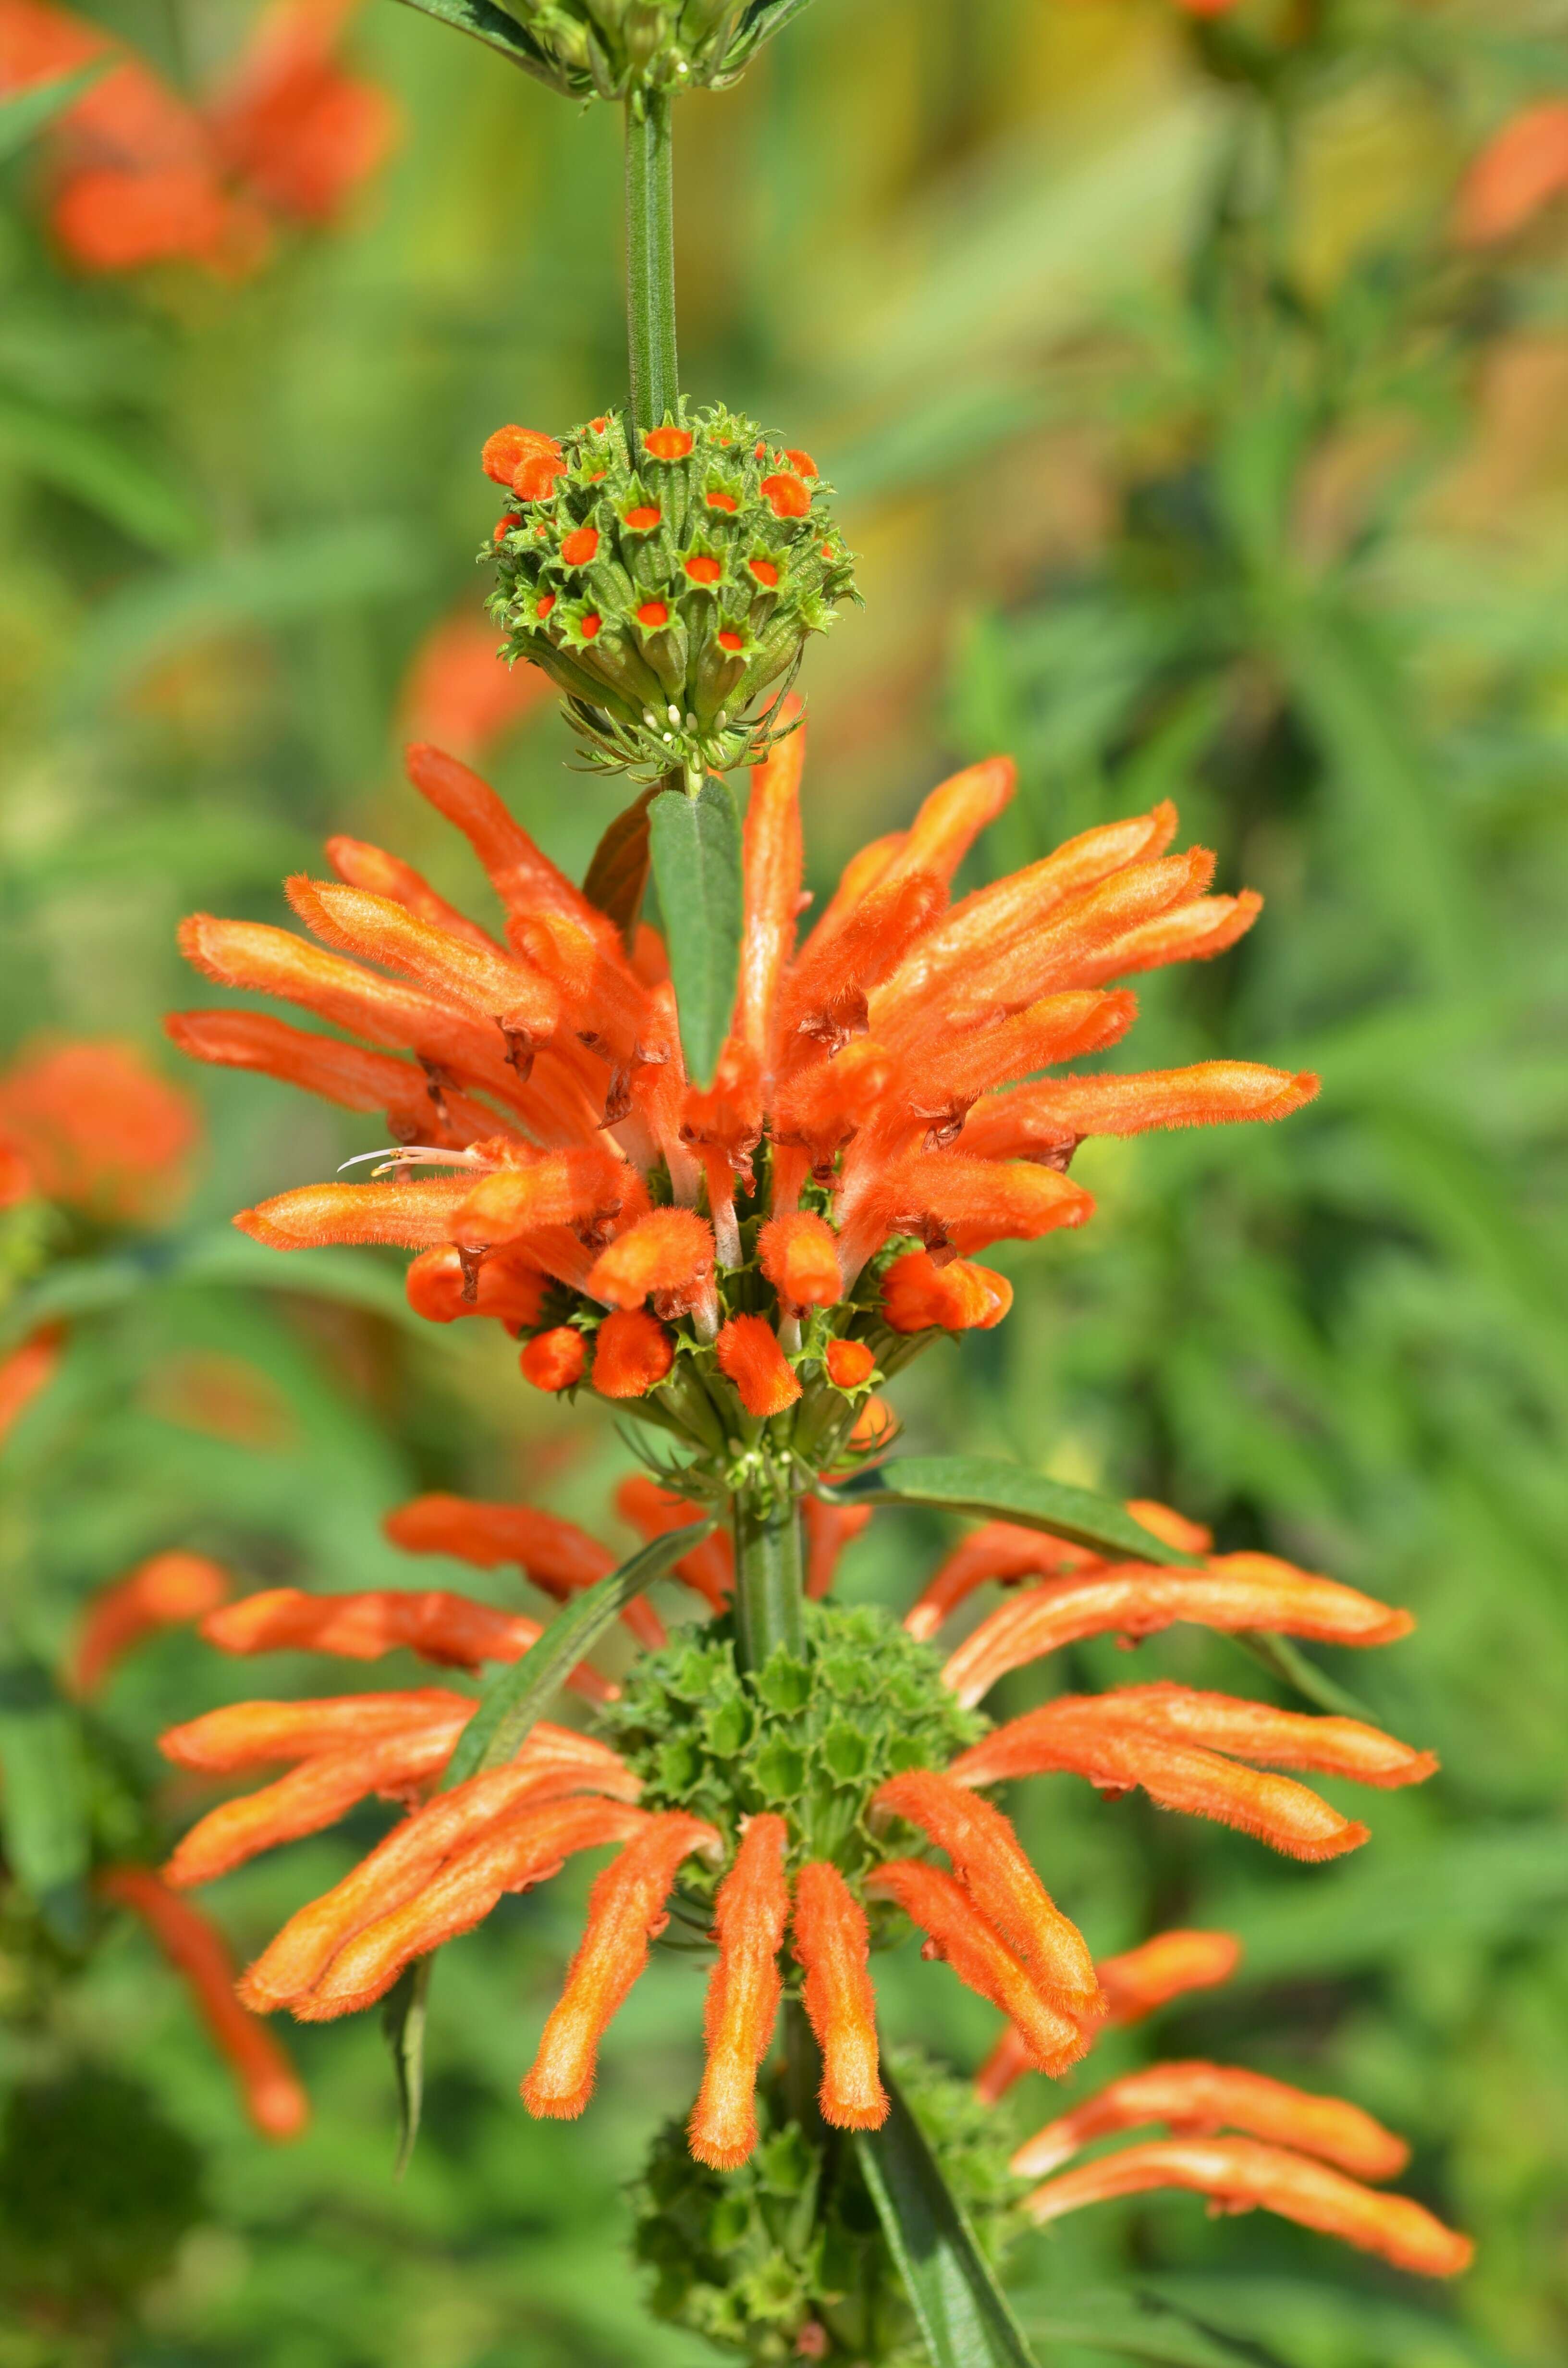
[
  {"xmin": 0, "ymin": 1038, "xmax": 198, "ymax": 1222},
  {"xmin": 1454, "ymin": 100, "xmax": 1568, "ymax": 247},
  {"xmin": 0, "ymin": 0, "xmax": 396, "ymax": 276},
  {"xmin": 397, "ymin": 614, "xmax": 553, "ymax": 762}
]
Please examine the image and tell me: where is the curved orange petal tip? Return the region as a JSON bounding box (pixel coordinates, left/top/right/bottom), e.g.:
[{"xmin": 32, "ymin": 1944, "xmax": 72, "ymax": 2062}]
[
  {"xmin": 1011, "ymin": 2059, "xmax": 1410, "ymax": 2183},
  {"xmin": 238, "ymin": 1735, "xmax": 639, "ymax": 2012},
  {"xmin": 522, "ymin": 1812, "xmax": 723, "ymax": 2121},
  {"xmin": 865, "ymin": 1859, "xmax": 1086, "ymax": 2078},
  {"xmin": 1019, "ymin": 2136, "xmax": 1473, "ymax": 2279},
  {"xmin": 881, "ymin": 1250, "xmax": 1012, "ymax": 1335},
  {"xmin": 295, "ymin": 1795, "xmax": 648, "ymax": 2019},
  {"xmin": 237, "ymin": 1177, "xmax": 472, "ymax": 1252},
  {"xmin": 904, "ymin": 1519, "xmax": 1092, "ymax": 1644},
  {"xmin": 1124, "ymin": 1500, "xmax": 1213, "ymax": 1554},
  {"xmin": 1454, "ymin": 101, "xmax": 1568, "ymax": 247},
  {"xmin": 197, "ymin": 1585, "xmax": 612, "ymax": 1699},
  {"xmin": 0, "ymin": 1323, "xmax": 66, "ymax": 1450},
  {"xmin": 521, "ymin": 1327, "xmax": 587, "ymax": 1391},
  {"xmin": 97, "ymin": 1867, "xmax": 309, "ymax": 2139},
  {"xmin": 591, "ymin": 1307, "xmax": 675, "ymax": 1398},
  {"xmin": 689, "ymin": 1814, "xmax": 790, "ymax": 2170},
  {"xmin": 871, "ymin": 1771, "xmax": 1101, "ymax": 2023},
  {"xmin": 70, "ymin": 1551, "xmax": 231, "ymax": 1697},
  {"xmin": 585, "ymin": 1207, "xmax": 714, "ymax": 1312},
  {"xmin": 964, "ymin": 1062, "xmax": 1318, "ymax": 1162},
  {"xmin": 715, "ymin": 1313, "xmax": 801, "ymax": 1418},
  {"xmin": 974, "ymin": 1928, "xmax": 1244, "ymax": 2106},
  {"xmin": 159, "ymin": 1688, "xmax": 471, "ymax": 1772},
  {"xmin": 941, "ymin": 1556, "xmax": 1415, "ymax": 1708},
  {"xmin": 758, "ymin": 1211, "xmax": 842, "ymax": 1310},
  {"xmin": 791, "ymin": 1859, "xmax": 887, "ymax": 2129}
]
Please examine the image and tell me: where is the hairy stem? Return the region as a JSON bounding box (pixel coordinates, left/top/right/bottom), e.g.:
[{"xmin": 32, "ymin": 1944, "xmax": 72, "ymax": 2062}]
[
  {"xmin": 624, "ymin": 91, "xmax": 678, "ymax": 431},
  {"xmin": 732, "ymin": 1484, "xmax": 805, "ymax": 1672}
]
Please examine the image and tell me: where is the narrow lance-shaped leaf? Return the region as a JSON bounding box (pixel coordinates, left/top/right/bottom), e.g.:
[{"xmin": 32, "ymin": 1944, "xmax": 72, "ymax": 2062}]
[
  {"xmin": 442, "ymin": 1521, "xmax": 714, "ymax": 1787},
  {"xmin": 835, "ymin": 1457, "xmax": 1204, "ymax": 1569},
  {"xmin": 390, "ymin": 0, "xmax": 573, "ymax": 88},
  {"xmin": 0, "ymin": 1658, "xmax": 89, "ymax": 1948},
  {"xmin": 1017, "ymin": 2287, "xmax": 1277, "ymax": 2368},
  {"xmin": 382, "ymin": 1956, "xmax": 434, "ymax": 2178},
  {"xmin": 1235, "ymin": 1631, "xmax": 1372, "ymax": 1720},
  {"xmin": 649, "ymin": 778, "xmax": 744, "ymax": 1091},
  {"xmin": 854, "ymin": 2063, "xmax": 1039, "ymax": 2368},
  {"xmin": 583, "ymin": 786, "xmax": 658, "ymax": 946},
  {"xmin": 0, "ymin": 62, "xmax": 104, "ymax": 159}
]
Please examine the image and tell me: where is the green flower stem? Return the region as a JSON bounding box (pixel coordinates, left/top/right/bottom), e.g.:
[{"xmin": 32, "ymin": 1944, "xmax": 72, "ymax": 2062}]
[
  {"xmin": 731, "ymin": 1483, "xmax": 805, "ymax": 1672},
  {"xmin": 624, "ymin": 90, "xmax": 678, "ymax": 431}
]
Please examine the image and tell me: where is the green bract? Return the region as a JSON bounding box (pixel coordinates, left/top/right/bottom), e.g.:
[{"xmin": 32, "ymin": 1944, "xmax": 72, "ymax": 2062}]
[
  {"xmin": 483, "ymin": 402, "xmax": 856, "ymax": 788},
  {"xmin": 600, "ymin": 1600, "xmax": 984, "ymax": 1887},
  {"xmin": 484, "ymin": 0, "xmax": 816, "ymax": 101}
]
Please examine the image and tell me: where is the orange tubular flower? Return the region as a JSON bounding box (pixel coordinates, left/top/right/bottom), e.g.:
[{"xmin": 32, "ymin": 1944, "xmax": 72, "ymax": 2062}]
[
  {"xmin": 69, "ymin": 1551, "xmax": 231, "ymax": 1697},
  {"xmin": 97, "ymin": 1868, "xmax": 309, "ymax": 2139},
  {"xmin": 1011, "ymin": 2060, "xmax": 1410, "ymax": 2183},
  {"xmin": 586, "ymin": 1208, "xmax": 716, "ymax": 1319},
  {"xmin": 592, "ymin": 1307, "xmax": 676, "ymax": 1397},
  {"xmin": 801, "ymin": 1498, "xmax": 871, "ymax": 1599},
  {"xmin": 0, "ymin": 1323, "xmax": 66, "ymax": 1450},
  {"xmin": 523, "ymin": 1812, "xmax": 723, "ymax": 2120},
  {"xmin": 616, "ymin": 1475, "xmax": 735, "ymax": 1611},
  {"xmin": 865, "ymin": 1860, "xmax": 1087, "ymax": 2077},
  {"xmin": 871, "ymin": 1771, "xmax": 1102, "ymax": 2023},
  {"xmin": 0, "ymin": 1039, "xmax": 196, "ymax": 1221},
  {"xmin": 961, "ymin": 1062, "xmax": 1318, "ymax": 1164},
  {"xmin": 299, "ymin": 1796, "xmax": 649, "ymax": 2018},
  {"xmin": 941, "ymin": 1554, "xmax": 1415, "ymax": 1709},
  {"xmin": 758, "ymin": 1212, "xmax": 843, "ymax": 1311},
  {"xmin": 1020, "ymin": 2136, "xmax": 1474, "ymax": 2278},
  {"xmin": 880, "ymin": 1250, "xmax": 1013, "ymax": 1335},
  {"xmin": 199, "ymin": 1585, "xmax": 612, "ymax": 1697},
  {"xmin": 974, "ymin": 1928, "xmax": 1244, "ymax": 2106},
  {"xmin": 384, "ymin": 1492, "xmax": 664, "ymax": 1649},
  {"xmin": 689, "ymin": 1814, "xmax": 790, "ymax": 2169},
  {"xmin": 716, "ymin": 1314, "xmax": 801, "ymax": 1417},
  {"xmin": 791, "ymin": 1860, "xmax": 887, "ymax": 2129},
  {"xmin": 238, "ymin": 1727, "xmax": 638, "ymax": 2011},
  {"xmin": 159, "ymin": 1688, "xmax": 472, "ymax": 1771}
]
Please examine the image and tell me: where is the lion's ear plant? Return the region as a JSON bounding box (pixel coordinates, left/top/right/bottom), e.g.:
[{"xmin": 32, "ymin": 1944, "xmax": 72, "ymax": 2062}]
[{"xmin": 154, "ymin": 2, "xmax": 1473, "ymax": 2360}]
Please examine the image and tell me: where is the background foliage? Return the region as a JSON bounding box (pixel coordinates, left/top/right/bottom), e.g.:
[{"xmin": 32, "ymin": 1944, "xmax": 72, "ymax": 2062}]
[{"xmin": 1, "ymin": 0, "xmax": 1566, "ymax": 2362}]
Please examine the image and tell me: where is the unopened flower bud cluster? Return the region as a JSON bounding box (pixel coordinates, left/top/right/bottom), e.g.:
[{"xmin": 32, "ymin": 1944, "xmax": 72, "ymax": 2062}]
[{"xmin": 490, "ymin": 0, "xmax": 798, "ymax": 101}]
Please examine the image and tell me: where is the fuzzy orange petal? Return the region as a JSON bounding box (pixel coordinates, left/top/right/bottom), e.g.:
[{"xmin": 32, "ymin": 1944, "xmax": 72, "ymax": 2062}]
[
  {"xmin": 1011, "ymin": 2060, "xmax": 1410, "ymax": 2183},
  {"xmin": 689, "ymin": 1814, "xmax": 790, "ymax": 2169},
  {"xmin": 792, "ymin": 1860, "xmax": 887, "ymax": 2129}
]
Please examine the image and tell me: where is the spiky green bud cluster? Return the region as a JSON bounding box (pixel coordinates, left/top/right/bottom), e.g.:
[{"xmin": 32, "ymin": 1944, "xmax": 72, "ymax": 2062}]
[
  {"xmin": 482, "ymin": 402, "xmax": 856, "ymax": 788},
  {"xmin": 633, "ymin": 2047, "xmax": 1023, "ymax": 2363},
  {"xmin": 600, "ymin": 1601, "xmax": 984, "ymax": 1890},
  {"xmin": 487, "ymin": 0, "xmax": 808, "ymax": 103}
]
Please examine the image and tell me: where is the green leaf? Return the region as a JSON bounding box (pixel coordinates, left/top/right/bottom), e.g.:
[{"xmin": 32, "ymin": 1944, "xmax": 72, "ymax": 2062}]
[
  {"xmin": 0, "ymin": 388, "xmax": 206, "ymax": 556},
  {"xmin": 854, "ymin": 2064, "xmax": 1038, "ymax": 2368},
  {"xmin": 382, "ymin": 1956, "xmax": 433, "ymax": 2179},
  {"xmin": 441, "ymin": 1522, "xmax": 714, "ymax": 1788},
  {"xmin": 840, "ymin": 1457, "xmax": 1204, "ymax": 1568},
  {"xmin": 583, "ymin": 785, "xmax": 657, "ymax": 945},
  {"xmin": 0, "ymin": 62, "xmax": 103, "ymax": 160},
  {"xmin": 390, "ymin": 0, "xmax": 572, "ymax": 88},
  {"xmin": 0, "ymin": 1659, "xmax": 89, "ymax": 1948},
  {"xmin": 1233, "ymin": 1630, "xmax": 1371, "ymax": 1718},
  {"xmin": 649, "ymin": 778, "xmax": 744, "ymax": 1090},
  {"xmin": 1016, "ymin": 2287, "xmax": 1274, "ymax": 2368}
]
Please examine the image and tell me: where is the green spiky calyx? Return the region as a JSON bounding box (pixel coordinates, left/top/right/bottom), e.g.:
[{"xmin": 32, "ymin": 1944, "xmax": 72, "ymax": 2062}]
[
  {"xmin": 488, "ymin": 1, "xmax": 805, "ymax": 102},
  {"xmin": 599, "ymin": 1601, "xmax": 984, "ymax": 1891},
  {"xmin": 483, "ymin": 403, "xmax": 856, "ymax": 787},
  {"xmin": 633, "ymin": 2048, "xmax": 1024, "ymax": 2363}
]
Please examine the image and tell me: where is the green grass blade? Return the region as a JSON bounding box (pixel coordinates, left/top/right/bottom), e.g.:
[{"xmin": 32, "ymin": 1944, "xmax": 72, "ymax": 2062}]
[
  {"xmin": 0, "ymin": 62, "xmax": 103, "ymax": 160},
  {"xmin": 0, "ymin": 1659, "xmax": 88, "ymax": 1947}
]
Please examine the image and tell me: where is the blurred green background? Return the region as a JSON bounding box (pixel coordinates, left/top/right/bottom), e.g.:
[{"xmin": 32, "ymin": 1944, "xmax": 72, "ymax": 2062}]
[{"xmin": 2, "ymin": 0, "xmax": 1567, "ymax": 2362}]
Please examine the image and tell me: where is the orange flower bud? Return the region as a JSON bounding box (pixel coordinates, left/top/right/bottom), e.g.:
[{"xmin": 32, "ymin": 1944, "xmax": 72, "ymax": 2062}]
[
  {"xmin": 625, "ymin": 503, "xmax": 661, "ymax": 530},
  {"xmin": 1020, "ymin": 2137, "xmax": 1473, "ymax": 2278},
  {"xmin": 706, "ymin": 489, "xmax": 738, "ymax": 514},
  {"xmin": 405, "ymin": 1244, "xmax": 549, "ymax": 1329},
  {"xmin": 941, "ymin": 1556, "xmax": 1415, "ymax": 1708},
  {"xmin": 689, "ymin": 1814, "xmax": 790, "ymax": 2169},
  {"xmin": 522, "ymin": 1327, "xmax": 587, "ymax": 1391},
  {"xmin": 513, "ymin": 449, "xmax": 567, "ymax": 502},
  {"xmin": 881, "ymin": 1250, "xmax": 1012, "ymax": 1334},
  {"xmin": 823, "ymin": 1339, "xmax": 875, "ymax": 1391},
  {"xmin": 784, "ymin": 448, "xmax": 817, "ymax": 477},
  {"xmin": 298, "ymin": 1796, "xmax": 649, "ymax": 2018},
  {"xmin": 791, "ymin": 1860, "xmax": 887, "ymax": 2129},
  {"xmin": 70, "ymin": 1551, "xmax": 232, "ymax": 1696},
  {"xmin": 636, "ymin": 598, "xmax": 669, "ymax": 627},
  {"xmin": 684, "ymin": 553, "xmax": 722, "ymax": 585},
  {"xmin": 758, "ymin": 1211, "xmax": 842, "ymax": 1309},
  {"xmin": 585, "ymin": 1208, "xmax": 714, "ymax": 1311},
  {"xmin": 238, "ymin": 1177, "xmax": 473, "ymax": 1253},
  {"xmin": 523, "ymin": 1811, "xmax": 723, "ymax": 2119},
  {"xmin": 560, "ymin": 525, "xmax": 599, "ymax": 566},
  {"xmin": 748, "ymin": 555, "xmax": 779, "ymax": 588},
  {"xmin": 644, "ymin": 424, "xmax": 694, "ymax": 460},
  {"xmin": 159, "ymin": 1689, "xmax": 468, "ymax": 1772},
  {"xmin": 871, "ymin": 1771, "xmax": 1102, "ymax": 2023},
  {"xmin": 715, "ymin": 1314, "xmax": 801, "ymax": 1417},
  {"xmin": 865, "ymin": 1860, "xmax": 1086, "ymax": 2077},
  {"xmin": 98, "ymin": 1868, "xmax": 309, "ymax": 2139},
  {"xmin": 591, "ymin": 1307, "xmax": 675, "ymax": 1398},
  {"xmin": 0, "ymin": 1324, "xmax": 64, "ymax": 1449},
  {"xmin": 239, "ymin": 1729, "xmax": 638, "ymax": 2011},
  {"xmin": 760, "ymin": 472, "xmax": 810, "ymax": 518},
  {"xmin": 1011, "ymin": 2059, "xmax": 1410, "ymax": 2183},
  {"xmin": 482, "ymin": 425, "xmax": 557, "ymax": 486}
]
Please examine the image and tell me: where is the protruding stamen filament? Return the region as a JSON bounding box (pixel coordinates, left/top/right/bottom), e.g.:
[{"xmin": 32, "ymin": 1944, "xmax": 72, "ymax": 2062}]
[
  {"xmin": 1011, "ymin": 2060, "xmax": 1411, "ymax": 2182},
  {"xmin": 689, "ymin": 1814, "xmax": 790, "ymax": 2169},
  {"xmin": 871, "ymin": 1770, "xmax": 1102, "ymax": 2023},
  {"xmin": 865, "ymin": 1860, "xmax": 1087, "ymax": 2077},
  {"xmin": 791, "ymin": 1860, "xmax": 887, "ymax": 2129},
  {"xmin": 523, "ymin": 1812, "xmax": 723, "ymax": 2121},
  {"xmin": 1019, "ymin": 2136, "xmax": 1474, "ymax": 2278}
]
